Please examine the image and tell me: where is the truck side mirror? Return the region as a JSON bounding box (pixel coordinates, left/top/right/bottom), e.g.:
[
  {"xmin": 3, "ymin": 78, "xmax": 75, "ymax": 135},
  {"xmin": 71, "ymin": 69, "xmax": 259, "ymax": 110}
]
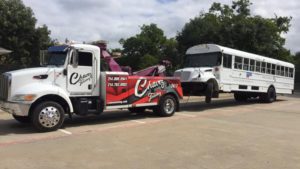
[
  {"xmin": 39, "ymin": 50, "xmax": 48, "ymax": 66},
  {"xmin": 63, "ymin": 69, "xmax": 67, "ymax": 76},
  {"xmin": 72, "ymin": 49, "xmax": 79, "ymax": 68}
]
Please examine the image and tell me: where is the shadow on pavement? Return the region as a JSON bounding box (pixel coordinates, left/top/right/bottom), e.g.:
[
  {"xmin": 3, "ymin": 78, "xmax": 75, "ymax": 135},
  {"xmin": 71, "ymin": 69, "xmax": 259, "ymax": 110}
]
[
  {"xmin": 286, "ymin": 93, "xmax": 300, "ymax": 98},
  {"xmin": 0, "ymin": 119, "xmax": 34, "ymax": 135},
  {"xmin": 181, "ymin": 98, "xmax": 286, "ymax": 112},
  {"xmin": 62, "ymin": 110, "xmax": 159, "ymax": 128},
  {"xmin": 0, "ymin": 110, "xmax": 159, "ymax": 135},
  {"xmin": 0, "ymin": 98, "xmax": 288, "ymax": 135}
]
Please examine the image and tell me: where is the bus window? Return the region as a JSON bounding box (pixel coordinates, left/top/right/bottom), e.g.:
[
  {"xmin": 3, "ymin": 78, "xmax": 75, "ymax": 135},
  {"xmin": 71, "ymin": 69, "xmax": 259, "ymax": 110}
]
[
  {"xmin": 267, "ymin": 63, "xmax": 271, "ymax": 74},
  {"xmin": 261, "ymin": 62, "xmax": 266, "ymax": 73},
  {"xmin": 271, "ymin": 64, "xmax": 276, "ymax": 75},
  {"xmin": 290, "ymin": 68, "xmax": 294, "ymax": 78},
  {"xmin": 250, "ymin": 59, "xmax": 255, "ymax": 71},
  {"xmin": 243, "ymin": 58, "xmax": 249, "ymax": 70},
  {"xmin": 281, "ymin": 66, "xmax": 285, "ymax": 76},
  {"xmin": 276, "ymin": 65, "xmax": 280, "ymax": 75},
  {"xmin": 255, "ymin": 61, "xmax": 261, "ymax": 72},
  {"xmin": 234, "ymin": 56, "xmax": 243, "ymax": 69},
  {"xmin": 223, "ymin": 54, "xmax": 232, "ymax": 68},
  {"xmin": 285, "ymin": 67, "xmax": 289, "ymax": 77}
]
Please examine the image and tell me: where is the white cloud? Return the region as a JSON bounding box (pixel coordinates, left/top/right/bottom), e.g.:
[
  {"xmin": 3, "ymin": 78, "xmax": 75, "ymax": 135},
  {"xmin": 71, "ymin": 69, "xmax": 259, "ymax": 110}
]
[{"xmin": 23, "ymin": 0, "xmax": 300, "ymax": 53}]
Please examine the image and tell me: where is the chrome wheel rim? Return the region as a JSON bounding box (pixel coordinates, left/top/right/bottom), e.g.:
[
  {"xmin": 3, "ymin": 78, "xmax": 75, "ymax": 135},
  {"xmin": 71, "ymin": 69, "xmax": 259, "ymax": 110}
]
[
  {"xmin": 38, "ymin": 106, "xmax": 60, "ymax": 128},
  {"xmin": 164, "ymin": 98, "xmax": 175, "ymax": 114}
]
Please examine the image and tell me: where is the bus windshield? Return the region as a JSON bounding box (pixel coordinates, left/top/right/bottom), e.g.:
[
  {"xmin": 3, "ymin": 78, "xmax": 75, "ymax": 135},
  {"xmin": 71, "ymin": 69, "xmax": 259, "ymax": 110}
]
[{"xmin": 184, "ymin": 52, "xmax": 222, "ymax": 68}]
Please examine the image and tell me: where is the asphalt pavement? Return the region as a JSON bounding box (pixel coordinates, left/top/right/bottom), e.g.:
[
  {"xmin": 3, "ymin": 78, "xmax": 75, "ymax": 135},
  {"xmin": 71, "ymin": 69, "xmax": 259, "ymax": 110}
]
[{"xmin": 0, "ymin": 94, "xmax": 300, "ymax": 169}]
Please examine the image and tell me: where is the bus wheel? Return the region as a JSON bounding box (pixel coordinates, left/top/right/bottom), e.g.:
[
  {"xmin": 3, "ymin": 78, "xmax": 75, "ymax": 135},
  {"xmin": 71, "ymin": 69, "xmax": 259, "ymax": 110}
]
[
  {"xmin": 31, "ymin": 101, "xmax": 65, "ymax": 132},
  {"xmin": 260, "ymin": 87, "xmax": 276, "ymax": 103},
  {"xmin": 205, "ymin": 82, "xmax": 214, "ymax": 103},
  {"xmin": 154, "ymin": 95, "xmax": 177, "ymax": 117},
  {"xmin": 234, "ymin": 93, "xmax": 248, "ymax": 102}
]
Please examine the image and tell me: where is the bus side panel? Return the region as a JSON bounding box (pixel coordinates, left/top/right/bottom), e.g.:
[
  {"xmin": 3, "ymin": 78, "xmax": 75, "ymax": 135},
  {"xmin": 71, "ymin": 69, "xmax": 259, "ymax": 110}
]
[{"xmin": 127, "ymin": 76, "xmax": 183, "ymax": 107}]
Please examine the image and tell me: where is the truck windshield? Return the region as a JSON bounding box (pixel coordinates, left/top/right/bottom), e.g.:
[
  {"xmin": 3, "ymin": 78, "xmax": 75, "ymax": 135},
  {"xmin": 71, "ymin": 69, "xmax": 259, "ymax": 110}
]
[
  {"xmin": 184, "ymin": 52, "xmax": 222, "ymax": 68},
  {"xmin": 46, "ymin": 52, "xmax": 67, "ymax": 66}
]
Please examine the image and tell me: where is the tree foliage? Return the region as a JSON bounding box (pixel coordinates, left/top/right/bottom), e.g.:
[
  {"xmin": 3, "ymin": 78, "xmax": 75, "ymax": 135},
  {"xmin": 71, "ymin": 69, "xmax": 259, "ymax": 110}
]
[
  {"xmin": 0, "ymin": 0, "xmax": 53, "ymax": 67},
  {"xmin": 118, "ymin": 24, "xmax": 178, "ymax": 70},
  {"xmin": 177, "ymin": 0, "xmax": 293, "ymax": 65}
]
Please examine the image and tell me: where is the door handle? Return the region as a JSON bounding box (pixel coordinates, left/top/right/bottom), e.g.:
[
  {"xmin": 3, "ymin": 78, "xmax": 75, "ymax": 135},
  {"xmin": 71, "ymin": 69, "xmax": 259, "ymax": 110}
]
[{"xmin": 88, "ymin": 84, "xmax": 92, "ymax": 90}]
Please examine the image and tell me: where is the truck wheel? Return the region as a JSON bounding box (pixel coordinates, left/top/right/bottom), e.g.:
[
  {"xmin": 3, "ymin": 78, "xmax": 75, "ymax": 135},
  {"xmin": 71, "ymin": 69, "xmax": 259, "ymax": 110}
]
[
  {"xmin": 128, "ymin": 107, "xmax": 146, "ymax": 113},
  {"xmin": 260, "ymin": 87, "xmax": 276, "ymax": 103},
  {"xmin": 12, "ymin": 115, "xmax": 30, "ymax": 123},
  {"xmin": 205, "ymin": 82, "xmax": 213, "ymax": 103},
  {"xmin": 31, "ymin": 101, "xmax": 65, "ymax": 132},
  {"xmin": 154, "ymin": 95, "xmax": 177, "ymax": 117},
  {"xmin": 234, "ymin": 93, "xmax": 248, "ymax": 102}
]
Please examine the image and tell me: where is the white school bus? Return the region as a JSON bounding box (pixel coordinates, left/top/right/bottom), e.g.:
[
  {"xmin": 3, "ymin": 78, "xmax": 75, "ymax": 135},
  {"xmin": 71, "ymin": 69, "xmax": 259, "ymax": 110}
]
[{"xmin": 174, "ymin": 44, "xmax": 295, "ymax": 103}]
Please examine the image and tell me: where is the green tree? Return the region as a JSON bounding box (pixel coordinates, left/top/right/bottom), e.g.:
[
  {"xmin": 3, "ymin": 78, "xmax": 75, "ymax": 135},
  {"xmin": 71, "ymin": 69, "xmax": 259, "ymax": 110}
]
[
  {"xmin": 177, "ymin": 0, "xmax": 293, "ymax": 65},
  {"xmin": 119, "ymin": 24, "xmax": 178, "ymax": 70},
  {"xmin": 0, "ymin": 0, "xmax": 53, "ymax": 67},
  {"xmin": 138, "ymin": 54, "xmax": 159, "ymax": 69}
]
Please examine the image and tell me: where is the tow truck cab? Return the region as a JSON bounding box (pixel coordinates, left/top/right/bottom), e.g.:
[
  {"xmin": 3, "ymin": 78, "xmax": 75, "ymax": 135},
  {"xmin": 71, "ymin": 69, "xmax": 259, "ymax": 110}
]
[{"xmin": 0, "ymin": 44, "xmax": 183, "ymax": 132}]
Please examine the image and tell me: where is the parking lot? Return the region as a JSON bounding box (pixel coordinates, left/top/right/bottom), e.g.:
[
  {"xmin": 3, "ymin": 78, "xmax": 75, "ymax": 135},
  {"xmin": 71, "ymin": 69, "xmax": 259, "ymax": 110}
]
[{"xmin": 0, "ymin": 94, "xmax": 300, "ymax": 169}]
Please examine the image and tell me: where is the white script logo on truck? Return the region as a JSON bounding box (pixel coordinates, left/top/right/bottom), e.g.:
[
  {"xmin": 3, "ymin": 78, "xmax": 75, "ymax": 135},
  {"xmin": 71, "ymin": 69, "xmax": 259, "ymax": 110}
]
[
  {"xmin": 70, "ymin": 72, "xmax": 92, "ymax": 86},
  {"xmin": 134, "ymin": 78, "xmax": 166, "ymax": 98}
]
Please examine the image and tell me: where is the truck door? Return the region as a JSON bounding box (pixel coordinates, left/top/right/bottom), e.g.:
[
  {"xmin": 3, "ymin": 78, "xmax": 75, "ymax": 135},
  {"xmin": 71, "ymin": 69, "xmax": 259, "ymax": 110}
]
[{"xmin": 67, "ymin": 50, "xmax": 94, "ymax": 95}]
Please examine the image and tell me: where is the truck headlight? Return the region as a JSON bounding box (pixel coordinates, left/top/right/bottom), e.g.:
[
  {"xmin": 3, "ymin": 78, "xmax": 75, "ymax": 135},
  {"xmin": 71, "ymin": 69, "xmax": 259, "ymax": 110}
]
[{"xmin": 12, "ymin": 94, "xmax": 37, "ymax": 102}]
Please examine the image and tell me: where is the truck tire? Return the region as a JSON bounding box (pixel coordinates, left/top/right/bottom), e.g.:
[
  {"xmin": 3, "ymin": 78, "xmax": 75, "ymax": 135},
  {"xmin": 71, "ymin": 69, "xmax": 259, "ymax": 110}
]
[
  {"xmin": 234, "ymin": 93, "xmax": 248, "ymax": 102},
  {"xmin": 260, "ymin": 87, "xmax": 276, "ymax": 103},
  {"xmin": 31, "ymin": 101, "xmax": 65, "ymax": 132},
  {"xmin": 128, "ymin": 107, "xmax": 146, "ymax": 113},
  {"xmin": 154, "ymin": 95, "xmax": 177, "ymax": 117},
  {"xmin": 12, "ymin": 115, "xmax": 30, "ymax": 123},
  {"xmin": 205, "ymin": 82, "xmax": 214, "ymax": 103}
]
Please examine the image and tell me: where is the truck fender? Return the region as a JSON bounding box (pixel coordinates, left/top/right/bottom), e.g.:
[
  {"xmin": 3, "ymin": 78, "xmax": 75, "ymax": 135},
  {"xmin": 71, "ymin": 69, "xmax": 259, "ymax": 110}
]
[
  {"xmin": 14, "ymin": 83, "xmax": 74, "ymax": 113},
  {"xmin": 57, "ymin": 88, "xmax": 74, "ymax": 113},
  {"xmin": 161, "ymin": 91, "xmax": 181, "ymax": 111}
]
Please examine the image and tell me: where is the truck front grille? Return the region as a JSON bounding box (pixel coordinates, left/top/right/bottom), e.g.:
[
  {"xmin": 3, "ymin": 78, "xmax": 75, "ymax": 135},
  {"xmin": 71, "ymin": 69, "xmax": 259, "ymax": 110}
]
[
  {"xmin": 0, "ymin": 74, "xmax": 9, "ymax": 101},
  {"xmin": 174, "ymin": 71, "xmax": 191, "ymax": 81}
]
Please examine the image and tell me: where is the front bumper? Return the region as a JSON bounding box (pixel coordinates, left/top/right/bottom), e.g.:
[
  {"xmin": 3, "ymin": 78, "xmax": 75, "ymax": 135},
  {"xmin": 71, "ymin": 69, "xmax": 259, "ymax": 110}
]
[{"xmin": 0, "ymin": 101, "xmax": 31, "ymax": 116}]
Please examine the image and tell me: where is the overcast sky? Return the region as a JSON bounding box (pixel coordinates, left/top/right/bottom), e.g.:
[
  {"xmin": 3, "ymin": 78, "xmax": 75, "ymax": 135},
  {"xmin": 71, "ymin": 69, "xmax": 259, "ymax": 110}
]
[{"xmin": 22, "ymin": 0, "xmax": 300, "ymax": 53}]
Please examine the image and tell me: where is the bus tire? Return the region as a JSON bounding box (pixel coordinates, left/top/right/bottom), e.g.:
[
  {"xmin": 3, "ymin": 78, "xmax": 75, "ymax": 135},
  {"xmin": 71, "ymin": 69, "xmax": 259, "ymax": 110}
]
[
  {"xmin": 205, "ymin": 82, "xmax": 214, "ymax": 103},
  {"xmin": 154, "ymin": 95, "xmax": 177, "ymax": 117},
  {"xmin": 234, "ymin": 93, "xmax": 248, "ymax": 102},
  {"xmin": 260, "ymin": 87, "xmax": 276, "ymax": 103},
  {"xmin": 13, "ymin": 115, "xmax": 30, "ymax": 123},
  {"xmin": 31, "ymin": 101, "xmax": 65, "ymax": 132}
]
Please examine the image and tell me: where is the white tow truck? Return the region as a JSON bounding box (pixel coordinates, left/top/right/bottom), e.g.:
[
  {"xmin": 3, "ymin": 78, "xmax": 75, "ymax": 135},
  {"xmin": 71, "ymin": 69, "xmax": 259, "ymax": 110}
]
[{"xmin": 0, "ymin": 43, "xmax": 183, "ymax": 132}]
